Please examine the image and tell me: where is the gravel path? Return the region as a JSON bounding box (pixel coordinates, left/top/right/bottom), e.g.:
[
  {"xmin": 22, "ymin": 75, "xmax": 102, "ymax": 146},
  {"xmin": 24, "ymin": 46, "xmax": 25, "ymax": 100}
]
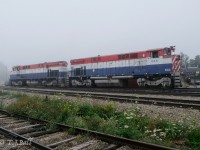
[
  {"xmin": 121, "ymin": 102, "xmax": 200, "ymax": 124},
  {"xmin": 69, "ymin": 97, "xmax": 200, "ymax": 125}
]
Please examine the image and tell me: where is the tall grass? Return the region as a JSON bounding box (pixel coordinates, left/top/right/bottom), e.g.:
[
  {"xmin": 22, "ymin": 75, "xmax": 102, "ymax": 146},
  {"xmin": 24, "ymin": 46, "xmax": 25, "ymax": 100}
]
[
  {"xmin": 2, "ymin": 92, "xmax": 199, "ymax": 149},
  {"xmin": 0, "ymin": 101, "xmax": 4, "ymax": 109}
]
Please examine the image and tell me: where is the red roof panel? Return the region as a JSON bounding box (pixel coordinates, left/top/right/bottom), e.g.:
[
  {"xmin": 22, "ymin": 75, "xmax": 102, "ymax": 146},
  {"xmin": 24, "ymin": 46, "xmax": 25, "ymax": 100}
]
[
  {"xmin": 12, "ymin": 61, "xmax": 68, "ymax": 71},
  {"xmin": 70, "ymin": 47, "xmax": 175, "ymax": 65}
]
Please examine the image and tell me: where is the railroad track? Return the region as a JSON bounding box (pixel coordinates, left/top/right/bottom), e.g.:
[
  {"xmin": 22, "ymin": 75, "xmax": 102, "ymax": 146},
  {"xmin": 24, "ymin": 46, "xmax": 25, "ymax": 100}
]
[
  {"xmin": 2, "ymin": 87, "xmax": 200, "ymax": 110},
  {"xmin": 0, "ymin": 109, "xmax": 176, "ymax": 150},
  {"xmin": 52, "ymin": 87, "xmax": 200, "ymax": 97},
  {"xmin": 2, "ymin": 86, "xmax": 200, "ymax": 97}
]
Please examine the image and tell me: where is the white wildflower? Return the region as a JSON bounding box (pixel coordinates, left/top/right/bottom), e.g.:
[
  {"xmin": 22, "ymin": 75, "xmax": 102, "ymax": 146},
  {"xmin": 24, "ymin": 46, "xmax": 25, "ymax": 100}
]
[
  {"xmin": 126, "ymin": 116, "xmax": 133, "ymax": 119},
  {"xmin": 135, "ymin": 106, "xmax": 140, "ymax": 110},
  {"xmin": 153, "ymin": 128, "xmax": 157, "ymax": 133},
  {"xmin": 145, "ymin": 130, "xmax": 152, "ymax": 134},
  {"xmin": 159, "ymin": 132, "xmax": 166, "ymax": 137},
  {"xmin": 141, "ymin": 114, "xmax": 146, "ymax": 117},
  {"xmin": 150, "ymin": 133, "xmax": 156, "ymax": 137},
  {"xmin": 124, "ymin": 125, "xmax": 129, "ymax": 129}
]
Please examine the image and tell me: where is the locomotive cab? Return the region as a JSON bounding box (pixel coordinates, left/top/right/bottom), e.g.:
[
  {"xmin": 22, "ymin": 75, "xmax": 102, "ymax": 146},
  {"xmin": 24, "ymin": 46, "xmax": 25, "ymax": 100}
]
[
  {"xmin": 163, "ymin": 46, "xmax": 175, "ymax": 56},
  {"xmin": 163, "ymin": 48, "xmax": 172, "ymax": 56},
  {"xmin": 136, "ymin": 46, "xmax": 179, "ymax": 88},
  {"xmin": 149, "ymin": 47, "xmax": 174, "ymax": 58}
]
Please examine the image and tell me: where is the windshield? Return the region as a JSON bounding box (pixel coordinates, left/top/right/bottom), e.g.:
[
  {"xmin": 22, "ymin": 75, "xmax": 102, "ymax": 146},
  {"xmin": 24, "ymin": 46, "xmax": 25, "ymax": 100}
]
[{"xmin": 164, "ymin": 48, "xmax": 171, "ymax": 55}]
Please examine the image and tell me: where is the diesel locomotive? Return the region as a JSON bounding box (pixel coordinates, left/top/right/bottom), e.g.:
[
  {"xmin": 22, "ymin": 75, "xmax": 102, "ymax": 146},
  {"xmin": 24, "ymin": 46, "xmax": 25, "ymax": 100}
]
[{"xmin": 10, "ymin": 46, "xmax": 181, "ymax": 88}]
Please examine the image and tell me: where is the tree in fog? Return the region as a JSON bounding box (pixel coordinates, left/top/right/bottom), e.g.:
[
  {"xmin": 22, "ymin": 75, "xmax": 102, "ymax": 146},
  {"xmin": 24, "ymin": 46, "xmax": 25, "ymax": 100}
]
[
  {"xmin": 180, "ymin": 52, "xmax": 190, "ymax": 70},
  {"xmin": 189, "ymin": 59, "xmax": 196, "ymax": 67},
  {"xmin": 180, "ymin": 53, "xmax": 200, "ymax": 68},
  {"xmin": 0, "ymin": 62, "xmax": 9, "ymax": 84},
  {"xmin": 189, "ymin": 55, "xmax": 200, "ymax": 67},
  {"xmin": 194, "ymin": 55, "xmax": 200, "ymax": 67}
]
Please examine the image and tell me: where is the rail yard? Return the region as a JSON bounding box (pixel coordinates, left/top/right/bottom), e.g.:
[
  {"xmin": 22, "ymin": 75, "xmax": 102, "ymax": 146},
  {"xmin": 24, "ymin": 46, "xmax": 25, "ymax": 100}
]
[
  {"xmin": 0, "ymin": 86, "xmax": 200, "ymax": 149},
  {"xmin": 1, "ymin": 0, "xmax": 200, "ymax": 149},
  {"xmin": 3, "ymin": 86, "xmax": 200, "ymax": 109},
  {"xmin": 2, "ymin": 46, "xmax": 200, "ymax": 149}
]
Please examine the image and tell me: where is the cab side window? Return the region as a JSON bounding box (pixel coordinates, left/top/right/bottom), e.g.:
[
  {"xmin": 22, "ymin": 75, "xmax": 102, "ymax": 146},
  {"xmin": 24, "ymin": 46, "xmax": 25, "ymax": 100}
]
[
  {"xmin": 164, "ymin": 49, "xmax": 171, "ymax": 55},
  {"xmin": 151, "ymin": 51, "xmax": 158, "ymax": 58}
]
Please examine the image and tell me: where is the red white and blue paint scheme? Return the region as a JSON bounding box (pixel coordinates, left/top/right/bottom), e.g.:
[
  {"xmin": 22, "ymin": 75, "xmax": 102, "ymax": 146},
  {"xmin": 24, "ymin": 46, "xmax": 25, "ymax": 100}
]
[
  {"xmin": 70, "ymin": 46, "xmax": 181, "ymax": 87},
  {"xmin": 9, "ymin": 46, "xmax": 181, "ymax": 88},
  {"xmin": 10, "ymin": 61, "xmax": 68, "ymax": 87}
]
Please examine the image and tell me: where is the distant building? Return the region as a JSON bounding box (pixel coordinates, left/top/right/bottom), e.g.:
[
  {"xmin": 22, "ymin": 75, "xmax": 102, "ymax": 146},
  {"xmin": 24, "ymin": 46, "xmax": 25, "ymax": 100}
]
[
  {"xmin": 182, "ymin": 67, "xmax": 200, "ymax": 76},
  {"xmin": 187, "ymin": 67, "xmax": 200, "ymax": 76}
]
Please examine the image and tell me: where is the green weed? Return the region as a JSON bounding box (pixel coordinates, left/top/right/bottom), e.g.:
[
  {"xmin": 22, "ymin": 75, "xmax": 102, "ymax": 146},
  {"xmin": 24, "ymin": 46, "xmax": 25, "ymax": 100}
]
[
  {"xmin": 4, "ymin": 92, "xmax": 199, "ymax": 149},
  {"xmin": 0, "ymin": 101, "xmax": 4, "ymax": 109},
  {"xmin": 187, "ymin": 126, "xmax": 200, "ymax": 149}
]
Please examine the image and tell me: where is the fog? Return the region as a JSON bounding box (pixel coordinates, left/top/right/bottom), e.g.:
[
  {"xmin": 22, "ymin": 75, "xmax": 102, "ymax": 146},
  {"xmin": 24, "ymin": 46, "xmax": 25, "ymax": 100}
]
[
  {"xmin": 0, "ymin": 0, "xmax": 200, "ymax": 70},
  {"xmin": 0, "ymin": 62, "xmax": 9, "ymax": 83}
]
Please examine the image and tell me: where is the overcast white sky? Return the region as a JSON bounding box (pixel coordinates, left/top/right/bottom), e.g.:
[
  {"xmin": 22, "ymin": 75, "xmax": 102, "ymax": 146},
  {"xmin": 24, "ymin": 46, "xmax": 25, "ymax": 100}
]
[{"xmin": 0, "ymin": 0, "xmax": 200, "ymax": 70}]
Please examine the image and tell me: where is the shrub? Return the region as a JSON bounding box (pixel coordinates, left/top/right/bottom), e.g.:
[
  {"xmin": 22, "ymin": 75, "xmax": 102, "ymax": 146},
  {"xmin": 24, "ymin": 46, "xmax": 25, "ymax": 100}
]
[
  {"xmin": 187, "ymin": 126, "xmax": 200, "ymax": 149},
  {"xmin": 77, "ymin": 102, "xmax": 94, "ymax": 117},
  {"xmin": 93, "ymin": 102, "xmax": 116, "ymax": 119},
  {"xmin": 4, "ymin": 92, "xmax": 199, "ymax": 149},
  {"xmin": 84, "ymin": 115, "xmax": 105, "ymax": 130},
  {"xmin": 0, "ymin": 90, "xmax": 8, "ymax": 96}
]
